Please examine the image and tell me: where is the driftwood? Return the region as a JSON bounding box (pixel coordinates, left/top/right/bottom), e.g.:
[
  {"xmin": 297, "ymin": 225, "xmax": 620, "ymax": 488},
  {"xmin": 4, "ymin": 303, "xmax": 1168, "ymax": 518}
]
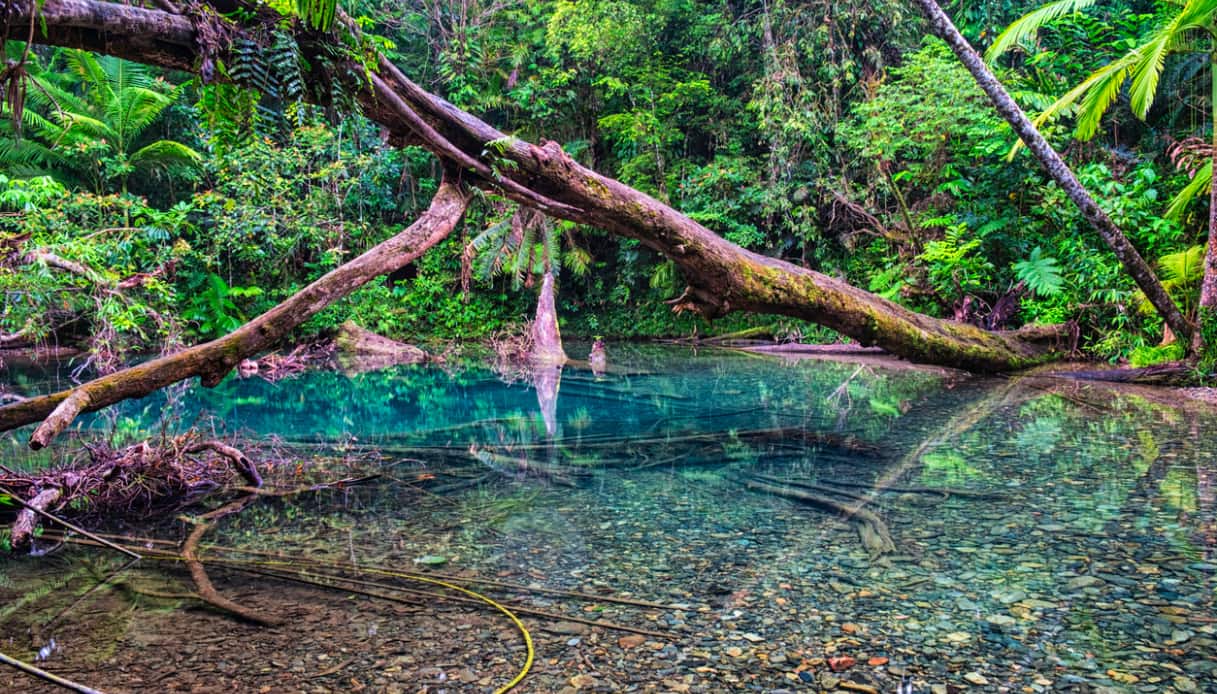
[
  {"xmin": 739, "ymin": 475, "xmax": 896, "ymax": 556},
  {"xmin": 469, "ymin": 446, "xmax": 586, "ymax": 487},
  {"xmin": 748, "ymin": 473, "xmax": 879, "ymax": 506},
  {"xmin": 180, "ymin": 495, "xmax": 282, "ymax": 626},
  {"xmin": 0, "ymin": 651, "xmax": 104, "ymax": 694},
  {"xmin": 3, "ymin": 436, "xmax": 263, "ymax": 550},
  {"xmin": 9, "ymin": 488, "xmax": 62, "ymax": 549}
]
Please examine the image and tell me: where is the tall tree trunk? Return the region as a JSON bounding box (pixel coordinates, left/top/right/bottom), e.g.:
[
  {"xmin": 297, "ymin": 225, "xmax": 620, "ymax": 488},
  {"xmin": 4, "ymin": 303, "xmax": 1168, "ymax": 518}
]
[
  {"xmin": 909, "ymin": 0, "xmax": 1193, "ymax": 345},
  {"xmin": 531, "ymin": 272, "xmax": 567, "ymax": 365},
  {"xmin": 1193, "ymin": 45, "xmax": 1217, "ymax": 362}
]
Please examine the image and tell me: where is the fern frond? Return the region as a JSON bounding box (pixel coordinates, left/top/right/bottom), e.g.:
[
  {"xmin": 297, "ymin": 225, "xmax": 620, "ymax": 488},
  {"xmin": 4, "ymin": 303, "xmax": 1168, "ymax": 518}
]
[
  {"xmin": 1158, "ymin": 244, "xmax": 1206, "ymax": 287},
  {"xmin": 128, "ymin": 140, "xmax": 203, "ymax": 169}
]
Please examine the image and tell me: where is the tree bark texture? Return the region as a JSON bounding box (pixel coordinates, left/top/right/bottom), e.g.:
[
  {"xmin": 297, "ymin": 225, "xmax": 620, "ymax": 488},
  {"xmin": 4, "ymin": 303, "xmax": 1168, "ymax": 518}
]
[
  {"xmin": 909, "ymin": 0, "xmax": 1193, "ymax": 345},
  {"xmin": 531, "ymin": 273, "xmax": 567, "ymax": 365},
  {"xmin": 0, "ymin": 181, "xmax": 469, "ymax": 443}
]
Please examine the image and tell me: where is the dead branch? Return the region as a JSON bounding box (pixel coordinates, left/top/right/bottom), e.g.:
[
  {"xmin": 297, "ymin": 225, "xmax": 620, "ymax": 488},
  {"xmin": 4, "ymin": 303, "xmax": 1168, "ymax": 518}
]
[
  {"xmin": 740, "ymin": 475, "xmax": 896, "ymax": 556},
  {"xmin": 186, "ymin": 441, "xmax": 263, "ymax": 487},
  {"xmin": 10, "ymin": 487, "xmax": 62, "ymax": 549},
  {"xmin": 0, "ymin": 651, "xmax": 104, "ymax": 694},
  {"xmin": 180, "ymin": 495, "xmax": 282, "ymax": 626}
]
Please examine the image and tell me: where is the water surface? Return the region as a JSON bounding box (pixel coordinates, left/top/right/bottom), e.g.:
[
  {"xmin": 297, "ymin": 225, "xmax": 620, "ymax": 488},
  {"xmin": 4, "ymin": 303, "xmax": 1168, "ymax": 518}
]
[{"xmin": 1, "ymin": 346, "xmax": 1214, "ymax": 692}]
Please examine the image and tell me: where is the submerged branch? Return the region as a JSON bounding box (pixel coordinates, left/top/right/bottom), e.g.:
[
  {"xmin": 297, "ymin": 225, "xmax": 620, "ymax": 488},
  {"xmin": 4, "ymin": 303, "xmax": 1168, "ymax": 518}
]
[
  {"xmin": 739, "ymin": 475, "xmax": 897, "ymax": 557},
  {"xmin": 180, "ymin": 495, "xmax": 282, "ymax": 626},
  {"xmin": 0, "ymin": 651, "xmax": 105, "ymax": 694}
]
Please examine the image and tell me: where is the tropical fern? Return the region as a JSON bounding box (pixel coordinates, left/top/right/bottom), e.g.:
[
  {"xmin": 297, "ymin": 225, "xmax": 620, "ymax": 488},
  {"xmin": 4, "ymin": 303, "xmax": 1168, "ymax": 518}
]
[
  {"xmin": 1135, "ymin": 244, "xmax": 1207, "ymax": 317},
  {"xmin": 0, "ymin": 49, "xmax": 199, "ymax": 191},
  {"xmin": 1013, "ymin": 246, "xmax": 1064, "ymax": 297}
]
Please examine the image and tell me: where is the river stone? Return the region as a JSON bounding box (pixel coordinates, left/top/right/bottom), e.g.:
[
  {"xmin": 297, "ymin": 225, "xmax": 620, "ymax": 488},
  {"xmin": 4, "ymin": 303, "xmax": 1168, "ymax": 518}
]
[
  {"xmin": 963, "ymin": 672, "xmax": 989, "ymax": 685},
  {"xmin": 1173, "ymin": 676, "xmax": 1199, "ymax": 692},
  {"xmin": 986, "ymin": 614, "xmax": 1017, "ymax": 628},
  {"xmin": 1066, "ymin": 575, "xmax": 1102, "ymax": 590}
]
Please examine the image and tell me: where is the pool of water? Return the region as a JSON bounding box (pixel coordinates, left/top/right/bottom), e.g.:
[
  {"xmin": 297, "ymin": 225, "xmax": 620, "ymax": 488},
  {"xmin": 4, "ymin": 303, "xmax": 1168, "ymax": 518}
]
[{"xmin": 1, "ymin": 346, "xmax": 1214, "ymax": 693}]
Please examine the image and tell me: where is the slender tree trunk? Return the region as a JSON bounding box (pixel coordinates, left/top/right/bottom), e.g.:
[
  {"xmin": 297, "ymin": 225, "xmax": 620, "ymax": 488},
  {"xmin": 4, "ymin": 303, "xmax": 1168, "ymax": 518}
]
[
  {"xmin": 909, "ymin": 0, "xmax": 1193, "ymax": 345},
  {"xmin": 531, "ymin": 272, "xmax": 567, "ymax": 365},
  {"xmin": 1193, "ymin": 45, "xmax": 1217, "ymax": 361}
]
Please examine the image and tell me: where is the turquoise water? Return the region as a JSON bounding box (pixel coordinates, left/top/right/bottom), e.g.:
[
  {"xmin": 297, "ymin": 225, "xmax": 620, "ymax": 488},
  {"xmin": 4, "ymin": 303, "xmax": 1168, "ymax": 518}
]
[{"xmin": 1, "ymin": 346, "xmax": 1214, "ymax": 692}]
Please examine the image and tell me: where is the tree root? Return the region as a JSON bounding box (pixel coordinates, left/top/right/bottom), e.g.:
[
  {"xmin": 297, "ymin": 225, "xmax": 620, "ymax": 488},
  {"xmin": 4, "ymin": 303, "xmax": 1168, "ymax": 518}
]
[
  {"xmin": 739, "ymin": 475, "xmax": 897, "ymax": 557},
  {"xmin": 180, "ymin": 495, "xmax": 282, "ymax": 626},
  {"xmin": 4, "ymin": 435, "xmax": 262, "ymax": 551}
]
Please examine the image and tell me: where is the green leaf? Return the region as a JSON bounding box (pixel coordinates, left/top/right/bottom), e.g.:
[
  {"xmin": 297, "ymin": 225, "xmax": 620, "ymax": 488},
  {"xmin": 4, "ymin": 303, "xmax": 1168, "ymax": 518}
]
[
  {"xmin": 985, "ymin": 0, "xmax": 1101, "ymax": 63},
  {"xmin": 1014, "ymin": 247, "xmax": 1064, "ymax": 297}
]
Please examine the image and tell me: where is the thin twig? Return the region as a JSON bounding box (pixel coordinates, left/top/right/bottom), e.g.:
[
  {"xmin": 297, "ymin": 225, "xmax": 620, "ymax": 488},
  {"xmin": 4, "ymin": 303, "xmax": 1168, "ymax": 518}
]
[
  {"xmin": 0, "ymin": 484, "xmax": 140, "ymax": 559},
  {"xmin": 0, "ymin": 651, "xmax": 105, "ymax": 694}
]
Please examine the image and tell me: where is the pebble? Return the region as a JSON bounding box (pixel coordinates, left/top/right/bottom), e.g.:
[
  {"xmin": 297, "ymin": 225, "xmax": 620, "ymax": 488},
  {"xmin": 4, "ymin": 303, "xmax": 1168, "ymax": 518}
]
[
  {"xmin": 1066, "ymin": 575, "xmax": 1103, "ymax": 590},
  {"xmin": 963, "ymin": 672, "xmax": 989, "ymax": 685},
  {"xmin": 985, "ymin": 614, "xmax": 1016, "ymax": 628},
  {"xmin": 618, "ymin": 634, "xmax": 645, "ymax": 649}
]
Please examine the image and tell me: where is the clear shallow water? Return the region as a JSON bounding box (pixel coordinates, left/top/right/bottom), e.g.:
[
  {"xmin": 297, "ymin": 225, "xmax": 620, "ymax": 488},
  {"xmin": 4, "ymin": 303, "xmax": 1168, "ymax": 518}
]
[{"xmin": 1, "ymin": 346, "xmax": 1214, "ymax": 693}]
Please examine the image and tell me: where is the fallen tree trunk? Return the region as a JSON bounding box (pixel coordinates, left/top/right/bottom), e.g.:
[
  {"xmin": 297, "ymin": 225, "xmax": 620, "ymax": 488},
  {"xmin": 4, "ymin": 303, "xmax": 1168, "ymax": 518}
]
[
  {"xmin": 0, "ymin": 181, "xmax": 468, "ymax": 445},
  {"xmin": 5, "ymin": 0, "xmax": 1071, "ymax": 376}
]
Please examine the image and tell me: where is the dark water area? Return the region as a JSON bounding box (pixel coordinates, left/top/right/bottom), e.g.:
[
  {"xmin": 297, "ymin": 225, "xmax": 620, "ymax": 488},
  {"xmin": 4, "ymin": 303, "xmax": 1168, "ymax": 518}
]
[{"xmin": 1, "ymin": 346, "xmax": 1214, "ymax": 693}]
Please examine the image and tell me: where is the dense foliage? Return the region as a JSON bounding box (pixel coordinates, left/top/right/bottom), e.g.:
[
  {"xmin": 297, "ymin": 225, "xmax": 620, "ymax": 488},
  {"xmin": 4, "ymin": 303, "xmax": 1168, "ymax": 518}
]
[{"xmin": 2, "ymin": 0, "xmax": 1216, "ymax": 367}]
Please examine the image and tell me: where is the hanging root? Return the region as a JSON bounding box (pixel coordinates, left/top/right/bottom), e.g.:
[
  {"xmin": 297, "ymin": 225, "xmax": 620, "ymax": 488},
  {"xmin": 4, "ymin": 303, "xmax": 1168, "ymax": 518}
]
[{"xmin": 739, "ymin": 475, "xmax": 897, "ymax": 557}]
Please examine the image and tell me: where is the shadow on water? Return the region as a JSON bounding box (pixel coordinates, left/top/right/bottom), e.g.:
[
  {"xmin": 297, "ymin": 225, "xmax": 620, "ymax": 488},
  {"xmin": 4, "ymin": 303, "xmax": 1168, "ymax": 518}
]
[{"xmin": 1, "ymin": 345, "xmax": 1215, "ymax": 692}]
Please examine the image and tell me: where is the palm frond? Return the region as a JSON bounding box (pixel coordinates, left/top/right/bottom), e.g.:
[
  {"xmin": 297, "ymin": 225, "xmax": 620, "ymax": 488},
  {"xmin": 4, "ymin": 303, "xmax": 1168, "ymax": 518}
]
[
  {"xmin": 985, "ymin": 0, "xmax": 1101, "ymax": 63},
  {"xmin": 1008, "ymin": 50, "xmax": 1139, "ymax": 159},
  {"xmin": 1074, "ymin": 56, "xmax": 1137, "ymax": 140},
  {"xmin": 1159, "ymin": 244, "xmax": 1206, "ymax": 287},
  {"xmin": 128, "ymin": 140, "xmax": 203, "ymax": 170},
  {"xmin": 1166, "ymin": 158, "xmax": 1211, "ymax": 220}
]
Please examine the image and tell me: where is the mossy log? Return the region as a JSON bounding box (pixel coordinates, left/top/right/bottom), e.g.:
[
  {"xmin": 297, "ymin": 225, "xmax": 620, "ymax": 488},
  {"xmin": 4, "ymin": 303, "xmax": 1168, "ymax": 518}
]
[
  {"xmin": 335, "ymin": 321, "xmax": 427, "ymax": 363},
  {"xmin": 9, "ymin": 0, "xmax": 1076, "ymax": 374}
]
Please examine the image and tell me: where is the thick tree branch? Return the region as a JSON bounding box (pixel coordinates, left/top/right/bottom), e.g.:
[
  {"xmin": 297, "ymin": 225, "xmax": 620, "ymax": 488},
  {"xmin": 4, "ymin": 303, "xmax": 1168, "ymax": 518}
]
[
  {"xmin": 7, "ymin": 0, "xmax": 1073, "ymax": 377},
  {"xmin": 0, "ymin": 181, "xmax": 469, "ymax": 444}
]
